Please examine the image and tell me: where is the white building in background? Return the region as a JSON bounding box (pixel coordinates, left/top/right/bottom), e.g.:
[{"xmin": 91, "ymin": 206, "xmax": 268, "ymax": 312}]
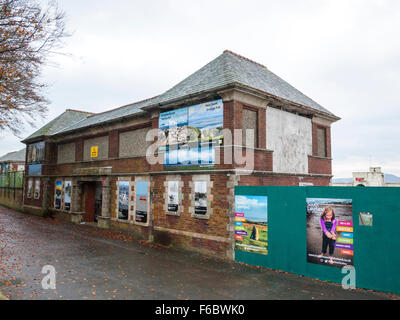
[{"xmin": 332, "ymin": 167, "xmax": 400, "ymax": 187}]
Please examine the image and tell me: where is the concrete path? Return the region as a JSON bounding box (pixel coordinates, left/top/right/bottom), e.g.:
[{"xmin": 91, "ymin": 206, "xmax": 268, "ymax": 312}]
[{"xmin": 0, "ymin": 205, "xmax": 397, "ymax": 300}]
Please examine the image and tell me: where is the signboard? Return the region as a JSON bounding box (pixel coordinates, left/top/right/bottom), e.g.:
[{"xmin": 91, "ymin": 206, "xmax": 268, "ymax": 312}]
[
  {"xmin": 159, "ymin": 99, "xmax": 223, "ymax": 167},
  {"xmin": 90, "ymin": 146, "xmax": 98, "ymax": 158},
  {"xmin": 306, "ymin": 198, "xmax": 354, "ymax": 267},
  {"xmin": 135, "ymin": 181, "xmax": 148, "ymax": 223},
  {"xmin": 234, "ymin": 195, "xmax": 268, "ymax": 255},
  {"xmin": 28, "ymin": 163, "xmax": 42, "ymax": 176}
]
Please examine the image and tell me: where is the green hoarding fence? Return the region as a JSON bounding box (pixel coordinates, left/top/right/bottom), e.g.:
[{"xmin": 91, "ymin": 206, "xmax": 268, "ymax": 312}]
[
  {"xmin": 0, "ymin": 171, "xmax": 24, "ymax": 189},
  {"xmin": 234, "ymin": 186, "xmax": 400, "ymax": 295}
]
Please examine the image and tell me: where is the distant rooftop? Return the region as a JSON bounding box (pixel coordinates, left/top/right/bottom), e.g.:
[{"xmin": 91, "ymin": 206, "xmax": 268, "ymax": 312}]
[{"xmin": 0, "ymin": 148, "xmax": 26, "ymax": 162}]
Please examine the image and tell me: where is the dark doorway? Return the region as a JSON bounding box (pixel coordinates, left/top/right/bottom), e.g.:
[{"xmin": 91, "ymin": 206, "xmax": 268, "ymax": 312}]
[{"xmin": 83, "ymin": 182, "xmax": 102, "ymax": 222}]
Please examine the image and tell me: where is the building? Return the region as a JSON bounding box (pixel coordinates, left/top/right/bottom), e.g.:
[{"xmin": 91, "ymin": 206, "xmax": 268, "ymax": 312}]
[
  {"xmin": 0, "ymin": 148, "xmax": 26, "ymax": 173},
  {"xmin": 332, "ymin": 167, "xmax": 400, "ymax": 187},
  {"xmin": 21, "ymin": 50, "xmax": 340, "ymax": 258}
]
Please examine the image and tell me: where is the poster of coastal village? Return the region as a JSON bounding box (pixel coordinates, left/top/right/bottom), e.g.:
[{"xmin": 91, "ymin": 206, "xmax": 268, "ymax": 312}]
[{"xmin": 234, "ymin": 195, "xmax": 268, "ymax": 255}]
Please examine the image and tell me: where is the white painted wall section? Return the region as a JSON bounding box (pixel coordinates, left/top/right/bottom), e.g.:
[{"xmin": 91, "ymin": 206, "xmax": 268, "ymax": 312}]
[{"xmin": 266, "ymin": 107, "xmax": 312, "ymax": 174}]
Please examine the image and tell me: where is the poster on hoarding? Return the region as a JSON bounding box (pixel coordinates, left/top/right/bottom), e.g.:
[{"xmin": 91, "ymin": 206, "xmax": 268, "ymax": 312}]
[
  {"xmin": 64, "ymin": 181, "xmax": 72, "ymax": 211},
  {"xmin": 167, "ymin": 181, "xmax": 179, "ymax": 213},
  {"xmin": 135, "ymin": 181, "xmax": 148, "ymax": 223},
  {"xmin": 306, "ymin": 198, "xmax": 353, "ymax": 267},
  {"xmin": 28, "ymin": 141, "xmax": 45, "ymax": 163},
  {"xmin": 54, "ymin": 180, "xmax": 62, "ymax": 209},
  {"xmin": 159, "ymin": 99, "xmax": 223, "ymax": 167},
  {"xmin": 234, "ymin": 195, "xmax": 268, "ymax": 255},
  {"xmin": 118, "ymin": 181, "xmax": 129, "ymax": 220}
]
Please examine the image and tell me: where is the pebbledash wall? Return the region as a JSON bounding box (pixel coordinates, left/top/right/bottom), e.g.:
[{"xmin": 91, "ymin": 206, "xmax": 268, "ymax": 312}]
[{"xmin": 20, "ymin": 50, "xmax": 340, "ymax": 259}]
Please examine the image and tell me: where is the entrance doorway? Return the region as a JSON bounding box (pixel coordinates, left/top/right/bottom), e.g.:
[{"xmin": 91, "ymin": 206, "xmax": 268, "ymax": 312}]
[{"xmin": 82, "ymin": 182, "xmax": 102, "ymax": 222}]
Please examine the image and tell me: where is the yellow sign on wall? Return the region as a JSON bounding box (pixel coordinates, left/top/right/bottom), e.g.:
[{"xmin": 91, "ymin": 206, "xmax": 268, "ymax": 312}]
[{"xmin": 90, "ymin": 146, "xmax": 98, "ymax": 158}]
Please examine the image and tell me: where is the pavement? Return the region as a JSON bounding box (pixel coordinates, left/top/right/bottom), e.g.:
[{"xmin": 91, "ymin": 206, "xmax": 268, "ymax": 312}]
[{"xmin": 0, "ymin": 205, "xmax": 398, "ymax": 300}]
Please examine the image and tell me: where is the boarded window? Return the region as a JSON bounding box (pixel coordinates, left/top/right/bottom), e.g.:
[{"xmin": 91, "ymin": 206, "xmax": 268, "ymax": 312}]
[
  {"xmin": 242, "ymin": 108, "xmax": 258, "ymax": 147},
  {"xmin": 317, "ymin": 127, "xmax": 327, "ymax": 157},
  {"xmin": 57, "ymin": 142, "xmax": 76, "ymax": 164},
  {"xmin": 119, "ymin": 128, "xmax": 149, "ymax": 158},
  {"xmin": 83, "ymin": 136, "xmax": 109, "ymax": 161}
]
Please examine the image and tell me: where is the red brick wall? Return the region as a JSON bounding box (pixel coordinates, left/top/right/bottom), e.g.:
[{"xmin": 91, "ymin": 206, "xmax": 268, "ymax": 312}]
[
  {"xmin": 239, "ymin": 174, "xmax": 331, "ymax": 186},
  {"xmin": 308, "ymin": 155, "xmax": 332, "ymax": 175}
]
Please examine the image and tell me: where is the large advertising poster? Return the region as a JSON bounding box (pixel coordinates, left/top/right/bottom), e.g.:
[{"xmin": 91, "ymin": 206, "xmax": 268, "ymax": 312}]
[
  {"xmin": 64, "ymin": 181, "xmax": 72, "ymax": 211},
  {"xmin": 159, "ymin": 99, "xmax": 223, "ymax": 168},
  {"xmin": 118, "ymin": 181, "xmax": 129, "ymax": 220},
  {"xmin": 54, "ymin": 180, "xmax": 62, "ymax": 209},
  {"xmin": 234, "ymin": 195, "xmax": 268, "ymax": 255},
  {"xmin": 28, "ymin": 141, "xmax": 45, "ymax": 163},
  {"xmin": 167, "ymin": 181, "xmax": 179, "ymax": 213},
  {"xmin": 306, "ymin": 198, "xmax": 354, "ymax": 267},
  {"xmin": 135, "ymin": 181, "xmax": 148, "ymax": 223}
]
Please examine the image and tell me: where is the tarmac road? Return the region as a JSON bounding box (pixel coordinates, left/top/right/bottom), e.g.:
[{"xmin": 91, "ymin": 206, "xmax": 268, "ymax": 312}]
[{"xmin": 0, "ymin": 205, "xmax": 397, "ymax": 300}]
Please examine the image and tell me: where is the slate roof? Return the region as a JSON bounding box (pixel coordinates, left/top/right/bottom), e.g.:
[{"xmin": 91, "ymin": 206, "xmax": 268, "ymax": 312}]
[
  {"xmin": 23, "ymin": 109, "xmax": 94, "ymax": 142},
  {"xmin": 146, "ymin": 50, "xmax": 336, "ymax": 116},
  {"xmin": 56, "ymin": 96, "xmax": 159, "ymax": 136},
  {"xmin": 0, "ymin": 148, "xmax": 26, "ymax": 162},
  {"xmin": 24, "ymin": 50, "xmax": 338, "ymax": 140}
]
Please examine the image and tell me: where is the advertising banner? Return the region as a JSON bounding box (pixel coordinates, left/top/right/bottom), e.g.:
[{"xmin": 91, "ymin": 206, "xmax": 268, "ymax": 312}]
[
  {"xmin": 234, "ymin": 195, "xmax": 268, "ymax": 255},
  {"xmin": 159, "ymin": 99, "xmax": 223, "ymax": 167},
  {"xmin": 64, "ymin": 181, "xmax": 72, "ymax": 211},
  {"xmin": 118, "ymin": 181, "xmax": 130, "ymax": 220},
  {"xmin": 135, "ymin": 181, "xmax": 148, "ymax": 223},
  {"xmin": 54, "ymin": 180, "xmax": 62, "ymax": 209},
  {"xmin": 167, "ymin": 181, "xmax": 179, "ymax": 213},
  {"xmin": 306, "ymin": 198, "xmax": 354, "ymax": 267}
]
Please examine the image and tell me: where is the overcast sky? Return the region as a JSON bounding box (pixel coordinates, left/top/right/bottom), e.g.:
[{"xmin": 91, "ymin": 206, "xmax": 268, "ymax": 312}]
[{"xmin": 1, "ymin": 0, "xmax": 399, "ymax": 178}]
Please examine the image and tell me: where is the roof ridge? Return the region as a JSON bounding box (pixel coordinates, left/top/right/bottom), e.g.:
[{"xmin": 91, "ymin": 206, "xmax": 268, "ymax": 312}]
[
  {"xmin": 65, "ymin": 109, "xmax": 96, "ymax": 115},
  {"xmin": 223, "ymin": 49, "xmax": 268, "ymax": 69},
  {"xmin": 87, "ymin": 95, "xmax": 160, "ymax": 119}
]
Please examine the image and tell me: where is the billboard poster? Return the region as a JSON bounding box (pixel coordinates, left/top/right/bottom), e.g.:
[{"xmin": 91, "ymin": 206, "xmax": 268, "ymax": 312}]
[
  {"xmin": 167, "ymin": 181, "xmax": 179, "ymax": 213},
  {"xmin": 54, "ymin": 180, "xmax": 62, "ymax": 209},
  {"xmin": 28, "ymin": 141, "xmax": 45, "ymax": 163},
  {"xmin": 64, "ymin": 181, "xmax": 72, "ymax": 211},
  {"xmin": 234, "ymin": 195, "xmax": 268, "ymax": 255},
  {"xmin": 27, "ymin": 178, "xmax": 33, "ymax": 198},
  {"xmin": 194, "ymin": 181, "xmax": 207, "ymax": 215},
  {"xmin": 159, "ymin": 99, "xmax": 223, "ymax": 167},
  {"xmin": 306, "ymin": 198, "xmax": 353, "ymax": 267},
  {"xmin": 118, "ymin": 181, "xmax": 129, "ymax": 220},
  {"xmin": 135, "ymin": 181, "xmax": 148, "ymax": 223}
]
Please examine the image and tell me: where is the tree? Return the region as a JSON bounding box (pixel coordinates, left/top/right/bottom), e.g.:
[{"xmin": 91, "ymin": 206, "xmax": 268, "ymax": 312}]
[{"xmin": 0, "ymin": 0, "xmax": 67, "ymax": 136}]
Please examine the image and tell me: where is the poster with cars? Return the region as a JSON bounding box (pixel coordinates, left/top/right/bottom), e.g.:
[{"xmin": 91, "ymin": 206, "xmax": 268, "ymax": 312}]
[
  {"xmin": 306, "ymin": 198, "xmax": 354, "ymax": 268},
  {"xmin": 118, "ymin": 181, "xmax": 129, "ymax": 220},
  {"xmin": 194, "ymin": 181, "xmax": 207, "ymax": 215},
  {"xmin": 167, "ymin": 181, "xmax": 179, "ymax": 213},
  {"xmin": 159, "ymin": 99, "xmax": 223, "ymax": 167},
  {"xmin": 64, "ymin": 181, "xmax": 72, "ymax": 211},
  {"xmin": 234, "ymin": 195, "xmax": 268, "ymax": 255},
  {"xmin": 135, "ymin": 181, "xmax": 148, "ymax": 223}
]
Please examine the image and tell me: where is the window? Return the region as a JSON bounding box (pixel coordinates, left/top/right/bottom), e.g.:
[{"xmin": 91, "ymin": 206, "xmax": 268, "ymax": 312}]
[
  {"xmin": 242, "ymin": 108, "xmax": 258, "ymax": 148},
  {"xmin": 317, "ymin": 127, "xmax": 327, "ymax": 157}
]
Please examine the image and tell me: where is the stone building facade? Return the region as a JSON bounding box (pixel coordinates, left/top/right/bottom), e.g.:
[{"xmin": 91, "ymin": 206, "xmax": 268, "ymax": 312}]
[{"xmin": 21, "ymin": 50, "xmax": 340, "ymax": 258}]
